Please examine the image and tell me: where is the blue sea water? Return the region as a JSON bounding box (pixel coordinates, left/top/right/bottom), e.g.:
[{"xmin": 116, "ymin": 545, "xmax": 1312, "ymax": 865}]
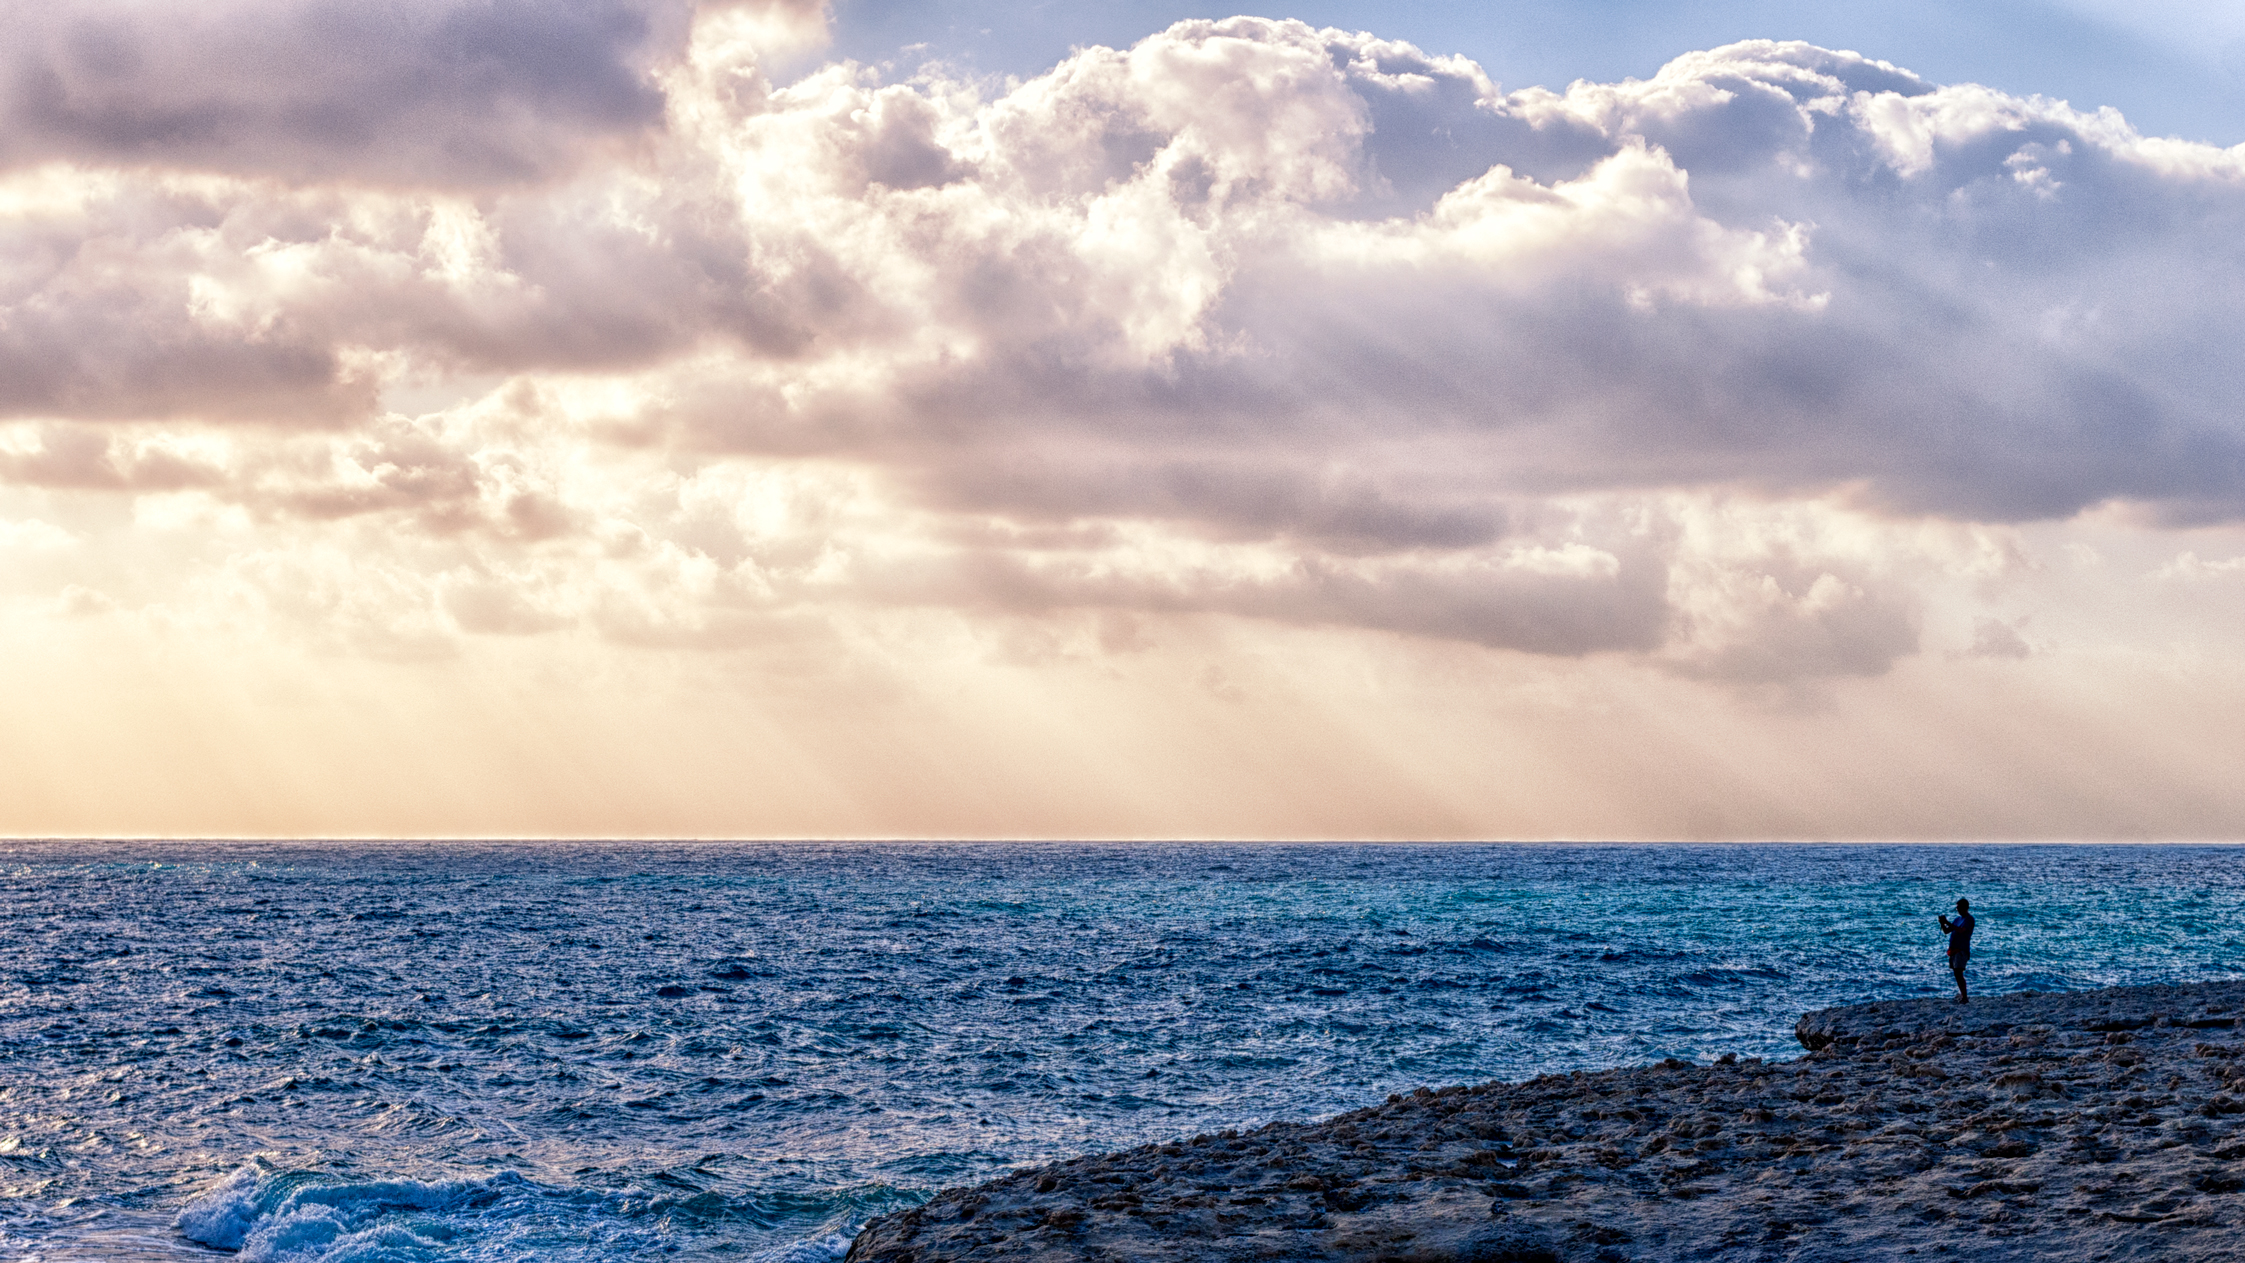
[{"xmin": 2, "ymin": 841, "xmax": 2241, "ymax": 1263}]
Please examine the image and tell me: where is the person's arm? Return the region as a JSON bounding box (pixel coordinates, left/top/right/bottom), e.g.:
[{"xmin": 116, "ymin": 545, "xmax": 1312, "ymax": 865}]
[{"xmin": 1939, "ymin": 914, "xmax": 1951, "ymax": 933}]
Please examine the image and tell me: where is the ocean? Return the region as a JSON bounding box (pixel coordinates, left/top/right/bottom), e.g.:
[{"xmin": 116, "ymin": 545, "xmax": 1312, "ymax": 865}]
[{"xmin": 2, "ymin": 841, "xmax": 2240, "ymax": 1262}]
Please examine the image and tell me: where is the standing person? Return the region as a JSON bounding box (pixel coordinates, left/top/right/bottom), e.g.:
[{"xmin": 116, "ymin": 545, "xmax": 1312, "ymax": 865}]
[{"xmin": 1938, "ymin": 898, "xmax": 1975, "ymax": 1004}]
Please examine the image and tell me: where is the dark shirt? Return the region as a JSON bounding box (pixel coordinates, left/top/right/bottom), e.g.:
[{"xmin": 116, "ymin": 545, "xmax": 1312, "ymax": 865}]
[{"xmin": 1943, "ymin": 911, "xmax": 1975, "ymax": 958}]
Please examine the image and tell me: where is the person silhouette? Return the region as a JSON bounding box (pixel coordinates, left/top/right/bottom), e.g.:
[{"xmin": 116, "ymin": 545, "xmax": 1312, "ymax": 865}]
[{"xmin": 1938, "ymin": 898, "xmax": 1975, "ymax": 1004}]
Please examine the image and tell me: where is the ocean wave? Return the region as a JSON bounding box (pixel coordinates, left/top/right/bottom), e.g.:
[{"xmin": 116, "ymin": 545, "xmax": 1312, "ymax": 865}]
[
  {"xmin": 8, "ymin": 841, "xmax": 2243, "ymax": 1262},
  {"xmin": 173, "ymin": 1163, "xmax": 859, "ymax": 1263},
  {"xmin": 177, "ymin": 1165, "xmax": 549, "ymax": 1262}
]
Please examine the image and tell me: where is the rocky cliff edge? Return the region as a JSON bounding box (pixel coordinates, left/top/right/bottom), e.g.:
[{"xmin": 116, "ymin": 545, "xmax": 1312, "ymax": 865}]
[{"xmin": 845, "ymin": 981, "xmax": 2245, "ymax": 1263}]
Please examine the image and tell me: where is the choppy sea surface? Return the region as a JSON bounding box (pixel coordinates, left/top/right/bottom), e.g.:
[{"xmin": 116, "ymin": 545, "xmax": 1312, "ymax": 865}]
[{"xmin": 3, "ymin": 842, "xmax": 2241, "ymax": 1263}]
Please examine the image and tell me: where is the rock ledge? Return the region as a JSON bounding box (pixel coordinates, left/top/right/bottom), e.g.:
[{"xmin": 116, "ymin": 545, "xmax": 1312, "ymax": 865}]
[
  {"xmin": 847, "ymin": 982, "xmax": 2245, "ymax": 1262},
  {"xmin": 1795, "ymin": 981, "xmax": 2245, "ymax": 1052}
]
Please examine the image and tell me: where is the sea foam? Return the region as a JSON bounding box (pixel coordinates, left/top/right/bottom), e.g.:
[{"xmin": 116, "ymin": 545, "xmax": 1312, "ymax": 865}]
[
  {"xmin": 174, "ymin": 1164, "xmax": 714, "ymax": 1263},
  {"xmin": 177, "ymin": 1166, "xmax": 523, "ymax": 1260}
]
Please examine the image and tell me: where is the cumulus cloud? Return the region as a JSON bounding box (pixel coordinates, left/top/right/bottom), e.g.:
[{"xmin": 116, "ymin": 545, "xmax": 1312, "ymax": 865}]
[{"xmin": 7, "ymin": 13, "xmax": 2245, "ymax": 681}]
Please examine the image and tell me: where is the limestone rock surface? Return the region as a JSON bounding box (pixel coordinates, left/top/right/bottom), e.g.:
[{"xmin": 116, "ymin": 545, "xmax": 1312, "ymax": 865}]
[{"xmin": 846, "ymin": 982, "xmax": 2245, "ymax": 1262}]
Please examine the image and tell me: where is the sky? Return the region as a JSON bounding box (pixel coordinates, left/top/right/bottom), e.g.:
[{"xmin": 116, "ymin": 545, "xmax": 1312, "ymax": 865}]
[
  {"xmin": 827, "ymin": 0, "xmax": 2245, "ymax": 144},
  {"xmin": 2, "ymin": 0, "xmax": 2243, "ymax": 840}
]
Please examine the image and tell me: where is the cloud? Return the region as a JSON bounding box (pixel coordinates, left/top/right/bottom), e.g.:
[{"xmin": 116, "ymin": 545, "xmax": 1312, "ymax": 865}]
[
  {"xmin": 1965, "ymin": 615, "xmax": 2032, "ymax": 658},
  {"xmin": 6, "ymin": 15, "xmax": 2245, "ymax": 682},
  {"xmin": 50, "ymin": 583, "xmax": 116, "ymax": 615},
  {"xmin": 0, "ymin": 0, "xmax": 696, "ymax": 186},
  {"xmin": 2150, "ymin": 550, "xmax": 2245, "ymax": 581},
  {"xmin": 0, "ymin": 516, "xmax": 77, "ymax": 551}
]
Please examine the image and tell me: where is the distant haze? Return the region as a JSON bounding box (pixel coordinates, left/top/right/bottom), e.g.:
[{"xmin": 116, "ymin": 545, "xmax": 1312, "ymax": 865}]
[{"xmin": 2, "ymin": 1, "xmax": 2243, "ymax": 839}]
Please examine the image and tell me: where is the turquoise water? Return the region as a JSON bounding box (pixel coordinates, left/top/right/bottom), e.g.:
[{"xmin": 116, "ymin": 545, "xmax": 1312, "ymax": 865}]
[{"xmin": 2, "ymin": 841, "xmax": 2240, "ymax": 1261}]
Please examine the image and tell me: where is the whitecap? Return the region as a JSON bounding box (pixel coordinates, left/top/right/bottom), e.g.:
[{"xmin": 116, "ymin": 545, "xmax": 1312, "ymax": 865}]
[{"xmin": 175, "ymin": 1165, "xmax": 531, "ymax": 1263}]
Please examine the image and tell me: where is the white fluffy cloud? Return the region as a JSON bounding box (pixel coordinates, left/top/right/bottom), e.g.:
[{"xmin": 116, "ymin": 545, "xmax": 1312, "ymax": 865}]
[{"xmin": 6, "ymin": 6, "xmax": 2245, "ymax": 696}]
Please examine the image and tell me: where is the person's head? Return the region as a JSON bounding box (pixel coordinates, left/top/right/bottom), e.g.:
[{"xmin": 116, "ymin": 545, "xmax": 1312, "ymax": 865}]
[{"xmin": 1956, "ymin": 898, "xmax": 1970, "ymax": 913}]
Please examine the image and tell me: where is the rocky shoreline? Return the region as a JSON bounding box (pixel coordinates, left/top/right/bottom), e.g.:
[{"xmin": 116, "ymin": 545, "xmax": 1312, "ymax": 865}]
[{"xmin": 844, "ymin": 982, "xmax": 2245, "ymax": 1262}]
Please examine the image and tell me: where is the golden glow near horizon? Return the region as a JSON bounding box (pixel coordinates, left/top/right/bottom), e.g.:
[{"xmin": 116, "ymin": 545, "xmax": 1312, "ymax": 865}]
[{"xmin": 3, "ymin": 3, "xmax": 2244, "ymax": 840}]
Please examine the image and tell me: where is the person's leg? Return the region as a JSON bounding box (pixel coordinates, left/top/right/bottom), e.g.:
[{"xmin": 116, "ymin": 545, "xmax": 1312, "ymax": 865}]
[{"xmin": 1951, "ymin": 956, "xmax": 1968, "ymax": 1003}]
